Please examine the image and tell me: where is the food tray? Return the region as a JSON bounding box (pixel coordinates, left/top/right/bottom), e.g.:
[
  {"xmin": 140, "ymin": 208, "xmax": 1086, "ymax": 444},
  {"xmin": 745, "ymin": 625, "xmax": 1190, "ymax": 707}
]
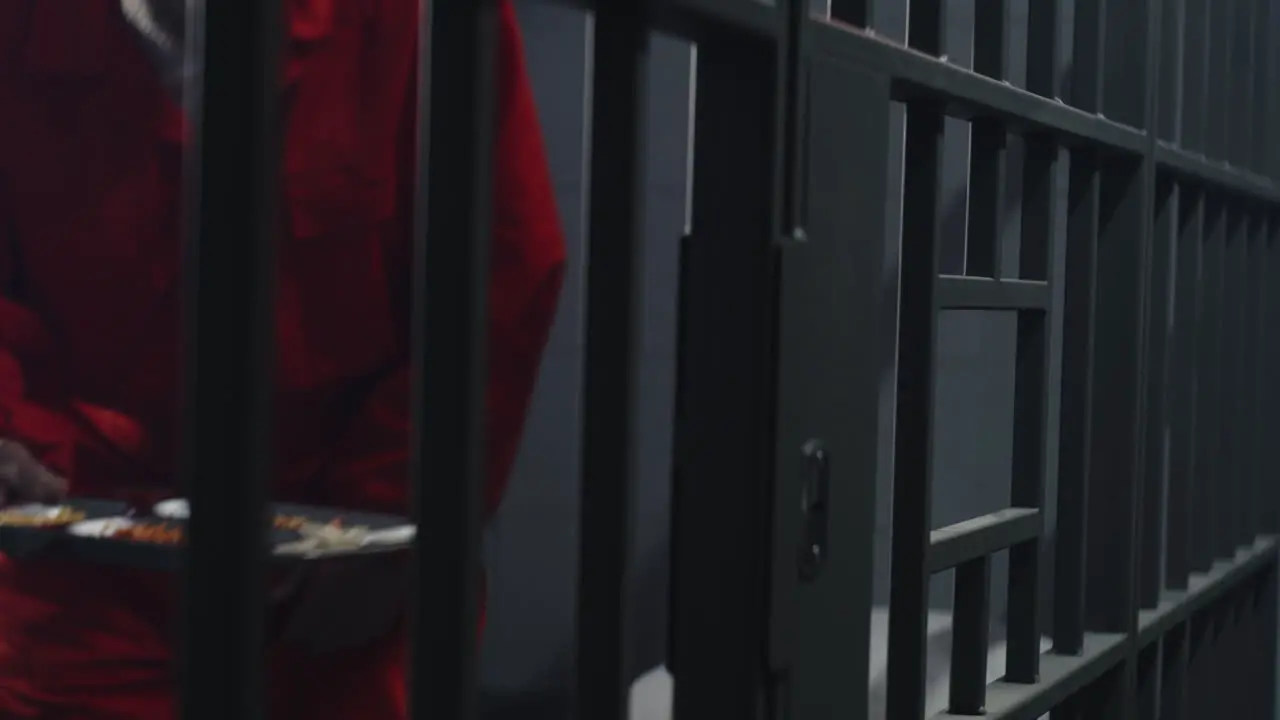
[
  {"xmin": 62, "ymin": 516, "xmax": 305, "ymax": 572},
  {"xmin": 0, "ymin": 496, "xmax": 416, "ymax": 571},
  {"xmin": 154, "ymin": 499, "xmax": 416, "ymax": 562},
  {"xmin": 53, "ymin": 499, "xmax": 416, "ymax": 571},
  {"xmin": 0, "ymin": 498, "xmax": 131, "ymax": 559}
]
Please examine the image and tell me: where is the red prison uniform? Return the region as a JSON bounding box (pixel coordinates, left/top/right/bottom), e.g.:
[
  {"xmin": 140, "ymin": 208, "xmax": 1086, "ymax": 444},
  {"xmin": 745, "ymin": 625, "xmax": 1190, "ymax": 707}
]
[{"xmin": 0, "ymin": 0, "xmax": 565, "ymax": 717}]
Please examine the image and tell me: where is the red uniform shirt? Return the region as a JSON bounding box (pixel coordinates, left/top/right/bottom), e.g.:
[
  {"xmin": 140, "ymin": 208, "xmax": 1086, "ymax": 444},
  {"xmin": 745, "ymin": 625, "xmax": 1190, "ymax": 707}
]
[{"xmin": 0, "ymin": 0, "xmax": 565, "ymax": 717}]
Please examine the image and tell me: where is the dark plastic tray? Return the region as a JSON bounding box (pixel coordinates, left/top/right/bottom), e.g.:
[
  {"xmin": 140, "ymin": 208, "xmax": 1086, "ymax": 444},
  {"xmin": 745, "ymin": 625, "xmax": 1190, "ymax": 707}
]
[{"xmin": 0, "ymin": 498, "xmax": 131, "ymax": 559}]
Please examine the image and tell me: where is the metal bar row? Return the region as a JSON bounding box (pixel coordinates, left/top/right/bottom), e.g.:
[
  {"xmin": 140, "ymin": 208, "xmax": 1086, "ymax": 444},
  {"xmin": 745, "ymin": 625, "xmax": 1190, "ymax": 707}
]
[{"xmin": 183, "ymin": 0, "xmax": 1280, "ymax": 717}]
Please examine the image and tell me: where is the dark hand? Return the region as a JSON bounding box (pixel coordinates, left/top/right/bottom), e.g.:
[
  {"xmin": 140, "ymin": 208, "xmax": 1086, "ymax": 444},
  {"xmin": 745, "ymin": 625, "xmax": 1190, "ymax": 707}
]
[
  {"xmin": 0, "ymin": 439, "xmax": 68, "ymax": 506},
  {"xmin": 275, "ymin": 555, "xmax": 409, "ymax": 654}
]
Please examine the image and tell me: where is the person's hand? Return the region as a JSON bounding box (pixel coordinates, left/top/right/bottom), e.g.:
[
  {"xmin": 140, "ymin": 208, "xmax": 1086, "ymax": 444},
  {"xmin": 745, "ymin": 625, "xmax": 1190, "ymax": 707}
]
[
  {"xmin": 0, "ymin": 439, "xmax": 68, "ymax": 506},
  {"xmin": 273, "ymin": 555, "xmax": 408, "ymax": 655}
]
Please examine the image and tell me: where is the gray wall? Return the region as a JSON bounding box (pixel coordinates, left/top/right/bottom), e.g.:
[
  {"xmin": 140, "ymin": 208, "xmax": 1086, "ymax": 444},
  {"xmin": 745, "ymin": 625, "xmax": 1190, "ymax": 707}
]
[{"xmin": 480, "ymin": 0, "xmax": 1080, "ymax": 701}]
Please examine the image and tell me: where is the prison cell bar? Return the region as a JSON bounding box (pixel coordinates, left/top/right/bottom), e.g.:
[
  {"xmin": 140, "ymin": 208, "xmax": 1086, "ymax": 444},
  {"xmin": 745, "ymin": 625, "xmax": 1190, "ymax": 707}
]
[
  {"xmin": 574, "ymin": 0, "xmax": 649, "ymax": 717},
  {"xmin": 407, "ymin": 3, "xmax": 497, "ymax": 719},
  {"xmin": 181, "ymin": 0, "xmax": 280, "ymax": 717}
]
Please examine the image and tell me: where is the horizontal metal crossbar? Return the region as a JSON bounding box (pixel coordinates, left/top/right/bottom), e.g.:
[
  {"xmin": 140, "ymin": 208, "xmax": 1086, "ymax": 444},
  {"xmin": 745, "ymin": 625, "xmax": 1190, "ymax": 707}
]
[
  {"xmin": 928, "ymin": 508, "xmax": 1042, "ymax": 572},
  {"xmin": 1136, "ymin": 538, "xmax": 1279, "ymax": 647},
  {"xmin": 937, "ymin": 276, "xmax": 1051, "ymax": 312}
]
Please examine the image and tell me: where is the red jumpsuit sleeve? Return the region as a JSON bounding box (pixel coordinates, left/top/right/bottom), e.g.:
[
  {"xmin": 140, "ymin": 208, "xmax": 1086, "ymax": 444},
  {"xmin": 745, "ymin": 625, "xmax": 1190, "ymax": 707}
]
[
  {"xmin": 0, "ymin": 176, "xmax": 86, "ymax": 480},
  {"xmin": 323, "ymin": 0, "xmax": 566, "ymax": 518}
]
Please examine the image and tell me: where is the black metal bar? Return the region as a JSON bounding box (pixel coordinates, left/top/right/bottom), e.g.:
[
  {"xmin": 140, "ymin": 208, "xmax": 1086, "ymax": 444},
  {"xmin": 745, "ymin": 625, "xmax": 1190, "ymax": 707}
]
[
  {"xmin": 1215, "ymin": 205, "xmax": 1238, "ymax": 559},
  {"xmin": 1206, "ymin": 0, "xmax": 1231, "ymax": 161},
  {"xmin": 928, "ymin": 509, "xmax": 1042, "ymax": 572},
  {"xmin": 905, "ymin": 0, "xmax": 943, "ymax": 55},
  {"xmin": 973, "ymin": 0, "xmax": 1007, "ymax": 82},
  {"xmin": 935, "ymin": 277, "xmax": 1050, "ymax": 310},
  {"xmin": 1069, "ymin": 0, "xmax": 1105, "ymax": 114},
  {"xmin": 886, "ymin": 103, "xmax": 945, "ymax": 720},
  {"xmin": 1261, "ymin": 564, "xmax": 1279, "ymax": 718},
  {"xmin": 1219, "ymin": 206, "xmax": 1244, "ymax": 555},
  {"xmin": 950, "ymin": 556, "xmax": 993, "ymax": 715},
  {"xmin": 1251, "ymin": 0, "xmax": 1271, "ymax": 175},
  {"xmin": 964, "ymin": 123, "xmax": 1008, "ymax": 278},
  {"xmin": 1194, "ymin": 196, "xmax": 1224, "ymax": 568},
  {"xmin": 1055, "ymin": 148, "xmax": 1100, "ymax": 655},
  {"xmin": 829, "ymin": 0, "xmax": 870, "ymax": 29},
  {"xmin": 670, "ymin": 24, "xmax": 780, "ymax": 720},
  {"xmin": 1085, "ymin": 153, "xmax": 1144, "ymax": 636},
  {"xmin": 180, "ymin": 0, "xmax": 280, "ymax": 717},
  {"xmin": 1268, "ymin": 215, "xmax": 1280, "ymax": 532},
  {"xmin": 1134, "ymin": 644, "xmax": 1159, "ymax": 720},
  {"xmin": 1239, "ymin": 211, "xmax": 1262, "ymax": 545},
  {"xmin": 1255, "ymin": 214, "xmax": 1273, "ymax": 535},
  {"xmin": 1167, "ymin": 185, "xmax": 1202, "ymax": 589},
  {"xmin": 1139, "ymin": 174, "xmax": 1175, "ymax": 609},
  {"xmin": 575, "ymin": 3, "xmax": 649, "ymax": 718},
  {"xmin": 1179, "ymin": 0, "xmax": 1207, "ymax": 152},
  {"xmin": 1160, "ymin": 622, "xmax": 1189, "ymax": 720},
  {"xmin": 1156, "ymin": 0, "xmax": 1183, "ymax": 142},
  {"xmin": 1007, "ymin": 135, "xmax": 1057, "ymax": 683},
  {"xmin": 1231, "ymin": 0, "xmax": 1254, "ymax": 167},
  {"xmin": 1024, "ymin": 0, "xmax": 1058, "ymax": 98},
  {"xmin": 408, "ymin": 3, "xmax": 497, "ymax": 719},
  {"xmin": 1102, "ymin": 0, "xmax": 1148, "ymax": 129}
]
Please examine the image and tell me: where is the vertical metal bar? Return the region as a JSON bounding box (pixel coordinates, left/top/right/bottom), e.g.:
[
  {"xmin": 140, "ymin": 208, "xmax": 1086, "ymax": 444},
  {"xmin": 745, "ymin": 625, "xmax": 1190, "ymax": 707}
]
[
  {"xmin": 886, "ymin": 102, "xmax": 945, "ymax": 720},
  {"xmin": 1007, "ymin": 136, "xmax": 1057, "ymax": 682},
  {"xmin": 964, "ymin": 124, "xmax": 1006, "ymax": 278},
  {"xmin": 1254, "ymin": 215, "xmax": 1272, "ymax": 536},
  {"xmin": 1269, "ymin": 217, "xmax": 1280, "ymax": 532},
  {"xmin": 906, "ymin": 0, "xmax": 944, "ymax": 55},
  {"xmin": 1240, "ymin": 212, "xmax": 1262, "ymax": 545},
  {"xmin": 1217, "ymin": 205, "xmax": 1241, "ymax": 555},
  {"xmin": 1055, "ymin": 148, "xmax": 1099, "ymax": 655},
  {"xmin": 830, "ymin": 0, "xmax": 871, "ymax": 29},
  {"xmin": 1194, "ymin": 196, "xmax": 1223, "ymax": 567},
  {"xmin": 408, "ymin": 3, "xmax": 497, "ymax": 719},
  {"xmin": 1086, "ymin": 152, "xmax": 1144, "ymax": 720},
  {"xmin": 1025, "ymin": 0, "xmax": 1059, "ymax": 98},
  {"xmin": 1157, "ymin": 0, "xmax": 1184, "ymax": 142},
  {"xmin": 1161, "ymin": 622, "xmax": 1189, "ymax": 720},
  {"xmin": 1261, "ymin": 564, "xmax": 1279, "ymax": 719},
  {"xmin": 966, "ymin": 0, "xmax": 1008, "ymax": 279},
  {"xmin": 1179, "ymin": 0, "xmax": 1208, "ymax": 153},
  {"xmin": 1206, "ymin": 0, "xmax": 1231, "ymax": 161},
  {"xmin": 1088, "ymin": 44, "xmax": 1149, "ymax": 694},
  {"xmin": 1139, "ymin": 174, "xmax": 1175, "ymax": 609},
  {"xmin": 1102, "ymin": 0, "xmax": 1148, "ymax": 128},
  {"xmin": 1167, "ymin": 186, "xmax": 1202, "ymax": 588},
  {"xmin": 1134, "ymin": 644, "xmax": 1159, "ymax": 720},
  {"xmin": 180, "ymin": 0, "xmax": 280, "ymax": 716},
  {"xmin": 671, "ymin": 26, "xmax": 780, "ymax": 720},
  {"xmin": 1231, "ymin": 0, "xmax": 1254, "ymax": 167},
  {"xmin": 1251, "ymin": 0, "xmax": 1272, "ymax": 174},
  {"xmin": 1069, "ymin": 0, "xmax": 1106, "ymax": 114},
  {"xmin": 949, "ymin": 557, "xmax": 992, "ymax": 715},
  {"xmin": 575, "ymin": 4, "xmax": 649, "ymax": 719},
  {"xmin": 1055, "ymin": 0, "xmax": 1107, "ymax": 656}
]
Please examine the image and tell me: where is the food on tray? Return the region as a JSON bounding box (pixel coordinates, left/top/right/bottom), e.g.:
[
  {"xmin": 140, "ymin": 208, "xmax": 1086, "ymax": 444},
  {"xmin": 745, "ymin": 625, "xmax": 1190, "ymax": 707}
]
[
  {"xmin": 276, "ymin": 519, "xmax": 371, "ymax": 556},
  {"xmin": 273, "ymin": 514, "xmax": 311, "ymax": 532},
  {"xmin": 112, "ymin": 522, "xmax": 184, "ymax": 545},
  {"xmin": 0, "ymin": 505, "xmax": 87, "ymax": 527}
]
